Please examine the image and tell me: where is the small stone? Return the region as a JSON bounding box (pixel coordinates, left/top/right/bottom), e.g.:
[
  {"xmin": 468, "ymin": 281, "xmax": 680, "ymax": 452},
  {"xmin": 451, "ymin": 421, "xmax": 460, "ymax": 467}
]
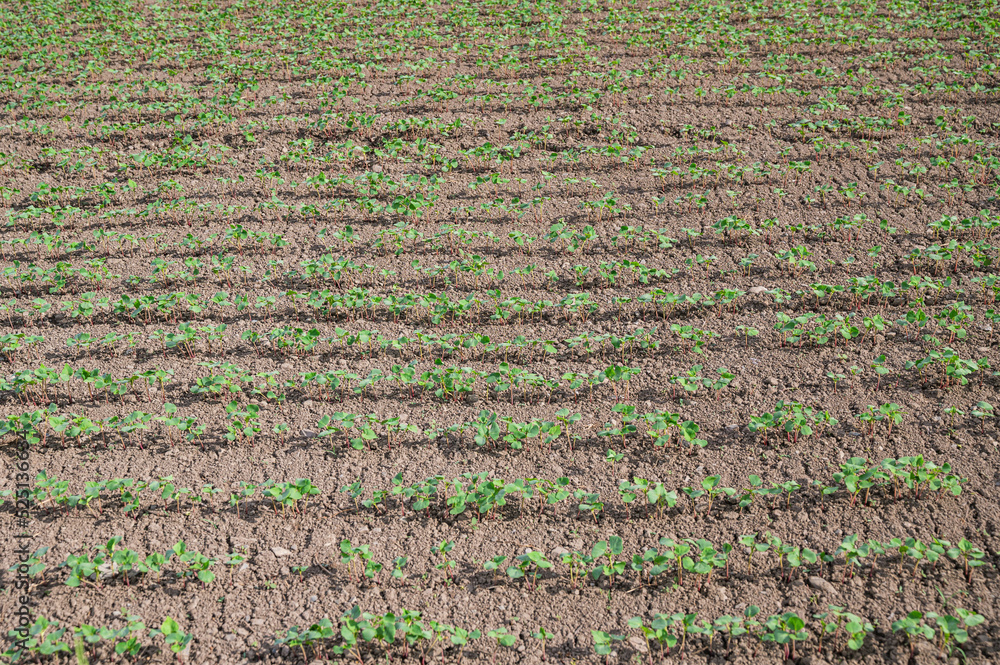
[
  {"xmin": 628, "ymin": 635, "xmax": 647, "ymax": 653},
  {"xmin": 808, "ymin": 576, "xmax": 838, "ymax": 596},
  {"xmin": 271, "ymin": 546, "xmax": 293, "ymax": 557},
  {"xmin": 551, "ymin": 546, "xmax": 570, "ymax": 556},
  {"xmin": 766, "ymin": 377, "xmax": 779, "ymax": 386},
  {"xmin": 302, "ymin": 429, "xmax": 317, "ymax": 439},
  {"xmin": 750, "ymin": 286, "xmax": 768, "ymax": 294},
  {"xmin": 303, "ymin": 400, "xmax": 314, "ymax": 409}
]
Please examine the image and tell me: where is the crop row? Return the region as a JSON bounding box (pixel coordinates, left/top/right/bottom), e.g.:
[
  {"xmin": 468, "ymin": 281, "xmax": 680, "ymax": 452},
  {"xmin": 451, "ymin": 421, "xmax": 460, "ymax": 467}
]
[
  {"xmin": 5, "ymin": 615, "xmax": 189, "ymax": 664},
  {"xmin": 14, "ymin": 528, "xmax": 989, "ymax": 597},
  {"xmin": 5, "ymin": 393, "xmax": 995, "ymax": 456},
  {"xmin": 6, "ymin": 453, "xmax": 965, "ymax": 526},
  {"xmin": 5, "ymin": 210, "xmax": 1000, "ymax": 264},
  {"xmin": 7, "ymin": 326, "xmax": 666, "ymax": 364},
  {"xmin": 9, "ymin": 603, "xmax": 988, "ymax": 665},
  {"xmin": 5, "ymin": 277, "xmax": 997, "ymax": 337},
  {"xmin": 4, "ymin": 244, "xmax": 1000, "ymax": 306}
]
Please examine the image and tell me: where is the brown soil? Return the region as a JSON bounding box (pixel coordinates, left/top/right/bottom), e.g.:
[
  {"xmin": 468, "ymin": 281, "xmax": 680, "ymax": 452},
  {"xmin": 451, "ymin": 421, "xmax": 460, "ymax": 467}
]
[{"xmin": 1, "ymin": 0, "xmax": 1000, "ymax": 664}]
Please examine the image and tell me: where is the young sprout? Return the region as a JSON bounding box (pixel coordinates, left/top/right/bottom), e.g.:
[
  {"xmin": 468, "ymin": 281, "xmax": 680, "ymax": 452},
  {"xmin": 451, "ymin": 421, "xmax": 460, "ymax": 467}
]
[
  {"xmin": 487, "ymin": 628, "xmax": 516, "ymax": 665},
  {"xmin": 826, "ymin": 372, "xmax": 846, "ymax": 393},
  {"xmin": 604, "ymin": 449, "xmax": 623, "ymax": 476},
  {"xmin": 878, "ymin": 403, "xmax": 904, "ymax": 437},
  {"xmin": 943, "ymin": 406, "xmax": 964, "ymax": 434},
  {"xmin": 871, "ymin": 354, "xmax": 890, "ymax": 389},
  {"xmin": 591, "ymin": 631, "xmax": 624, "ymax": 665},
  {"xmin": 151, "ymin": 617, "xmax": 192, "ymax": 658},
  {"xmin": 224, "ymin": 551, "xmax": 246, "ymax": 583},
  {"xmin": 734, "ymin": 325, "xmax": 758, "ymax": 348},
  {"xmin": 972, "ymin": 401, "xmax": 994, "ymax": 433},
  {"xmin": 738, "ymin": 533, "xmax": 769, "ymax": 575},
  {"xmin": 392, "ymin": 556, "xmax": 409, "ymax": 583},
  {"xmin": 945, "ymin": 539, "xmax": 987, "ymax": 583},
  {"xmin": 273, "ymin": 422, "xmax": 289, "ymax": 445},
  {"xmin": 433, "ymin": 540, "xmax": 456, "ymax": 585},
  {"xmin": 531, "ymin": 626, "xmax": 554, "ymax": 661},
  {"xmin": 507, "ymin": 551, "xmax": 552, "ymax": 591}
]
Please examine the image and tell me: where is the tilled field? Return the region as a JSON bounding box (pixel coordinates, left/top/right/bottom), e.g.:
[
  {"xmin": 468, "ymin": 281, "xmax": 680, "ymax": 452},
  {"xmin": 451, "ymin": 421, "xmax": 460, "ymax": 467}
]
[{"xmin": 2, "ymin": 0, "xmax": 1000, "ymax": 663}]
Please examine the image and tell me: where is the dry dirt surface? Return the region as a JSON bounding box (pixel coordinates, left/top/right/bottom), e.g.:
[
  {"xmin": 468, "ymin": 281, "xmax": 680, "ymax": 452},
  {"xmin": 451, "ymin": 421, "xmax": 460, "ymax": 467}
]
[{"xmin": 2, "ymin": 0, "xmax": 1000, "ymax": 663}]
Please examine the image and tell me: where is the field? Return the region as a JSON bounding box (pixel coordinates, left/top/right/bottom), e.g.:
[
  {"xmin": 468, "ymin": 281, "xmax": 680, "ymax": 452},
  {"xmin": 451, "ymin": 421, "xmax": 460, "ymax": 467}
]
[{"xmin": 2, "ymin": 0, "xmax": 1000, "ymax": 662}]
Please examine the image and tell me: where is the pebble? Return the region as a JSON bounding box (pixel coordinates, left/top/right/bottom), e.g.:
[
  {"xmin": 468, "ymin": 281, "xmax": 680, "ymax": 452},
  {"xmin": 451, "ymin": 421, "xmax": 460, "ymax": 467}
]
[
  {"xmin": 766, "ymin": 377, "xmax": 779, "ymax": 386},
  {"xmin": 271, "ymin": 546, "xmax": 293, "ymax": 557},
  {"xmin": 808, "ymin": 576, "xmax": 838, "ymax": 596},
  {"xmin": 749, "ymin": 286, "xmax": 768, "ymax": 294}
]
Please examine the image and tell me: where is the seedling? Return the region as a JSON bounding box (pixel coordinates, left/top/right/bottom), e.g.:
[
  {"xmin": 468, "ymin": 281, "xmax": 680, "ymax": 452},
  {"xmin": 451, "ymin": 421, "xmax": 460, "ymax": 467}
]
[
  {"xmin": 433, "ymin": 540, "xmax": 456, "ymax": 585},
  {"xmin": 531, "ymin": 626, "xmax": 554, "ymax": 661},
  {"xmin": 826, "ymin": 372, "xmax": 845, "ymax": 393},
  {"xmin": 506, "ymin": 551, "xmax": 552, "ymax": 591},
  {"xmin": 487, "ymin": 628, "xmax": 516, "ymax": 665},
  {"xmin": 603, "ymin": 449, "xmax": 624, "ymax": 475},
  {"xmin": 591, "ymin": 631, "xmax": 624, "ymax": 665},
  {"xmin": 151, "ymin": 617, "xmax": 192, "ymax": 657},
  {"xmin": 972, "ymin": 401, "xmax": 994, "ymax": 433}
]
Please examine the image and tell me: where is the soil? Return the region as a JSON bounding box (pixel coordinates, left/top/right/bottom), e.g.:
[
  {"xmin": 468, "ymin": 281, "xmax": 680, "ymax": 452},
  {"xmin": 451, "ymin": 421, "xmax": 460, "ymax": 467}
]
[{"xmin": 1, "ymin": 0, "xmax": 1000, "ymax": 664}]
